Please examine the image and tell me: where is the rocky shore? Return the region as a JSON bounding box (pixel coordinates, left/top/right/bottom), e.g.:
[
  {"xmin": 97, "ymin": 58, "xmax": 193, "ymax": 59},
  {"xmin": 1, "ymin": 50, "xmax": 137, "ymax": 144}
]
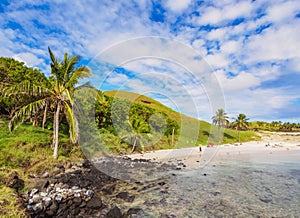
[{"xmin": 6, "ymin": 157, "xmax": 178, "ymax": 217}]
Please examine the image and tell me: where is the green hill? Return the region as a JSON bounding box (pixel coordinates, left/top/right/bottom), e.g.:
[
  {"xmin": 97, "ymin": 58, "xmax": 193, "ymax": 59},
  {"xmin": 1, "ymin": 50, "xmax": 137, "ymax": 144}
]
[{"xmin": 104, "ymin": 90, "xmax": 259, "ymax": 147}]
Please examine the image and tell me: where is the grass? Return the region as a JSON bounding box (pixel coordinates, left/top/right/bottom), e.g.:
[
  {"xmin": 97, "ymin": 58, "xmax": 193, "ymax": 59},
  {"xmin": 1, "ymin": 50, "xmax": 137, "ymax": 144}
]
[
  {"xmin": 0, "ymin": 186, "xmax": 26, "ymax": 217},
  {"xmin": 0, "ymin": 118, "xmax": 84, "ymax": 217},
  {"xmin": 104, "ymin": 90, "xmax": 260, "ymax": 147}
]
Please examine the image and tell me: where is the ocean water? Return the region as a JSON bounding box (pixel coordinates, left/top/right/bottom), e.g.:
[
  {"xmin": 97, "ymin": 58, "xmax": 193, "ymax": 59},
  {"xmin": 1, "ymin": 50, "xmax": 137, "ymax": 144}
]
[{"xmin": 120, "ymin": 152, "xmax": 300, "ymax": 217}]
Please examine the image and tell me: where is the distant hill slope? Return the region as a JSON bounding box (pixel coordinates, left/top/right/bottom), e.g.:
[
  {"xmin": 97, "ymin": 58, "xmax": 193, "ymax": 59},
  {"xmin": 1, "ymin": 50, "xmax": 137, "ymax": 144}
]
[{"xmin": 104, "ymin": 90, "xmax": 259, "ymax": 146}]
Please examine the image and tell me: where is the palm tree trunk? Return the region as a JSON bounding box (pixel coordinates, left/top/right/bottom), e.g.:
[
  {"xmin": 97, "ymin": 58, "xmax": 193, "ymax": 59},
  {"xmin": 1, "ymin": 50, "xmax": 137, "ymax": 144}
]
[
  {"xmin": 42, "ymin": 102, "xmax": 48, "ymax": 130},
  {"xmin": 218, "ymin": 124, "xmax": 221, "ymax": 144},
  {"xmin": 131, "ymin": 136, "xmax": 137, "ymax": 153},
  {"xmin": 53, "ymin": 102, "xmax": 60, "ymax": 159},
  {"xmin": 238, "ymin": 129, "xmax": 240, "ymax": 143}
]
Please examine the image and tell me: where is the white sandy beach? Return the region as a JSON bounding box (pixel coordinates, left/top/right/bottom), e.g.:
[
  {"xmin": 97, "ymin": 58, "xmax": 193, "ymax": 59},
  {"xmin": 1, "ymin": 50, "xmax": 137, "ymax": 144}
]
[{"xmin": 128, "ymin": 132, "xmax": 300, "ymax": 168}]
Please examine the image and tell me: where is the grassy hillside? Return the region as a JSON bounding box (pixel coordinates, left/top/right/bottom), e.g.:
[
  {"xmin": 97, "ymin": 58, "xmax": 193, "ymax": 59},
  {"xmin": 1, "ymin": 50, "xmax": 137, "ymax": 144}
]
[{"xmin": 104, "ymin": 90, "xmax": 259, "ymax": 146}]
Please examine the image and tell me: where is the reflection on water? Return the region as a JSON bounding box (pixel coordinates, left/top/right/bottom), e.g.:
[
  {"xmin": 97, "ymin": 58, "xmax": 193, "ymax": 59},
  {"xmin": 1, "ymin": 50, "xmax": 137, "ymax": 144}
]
[{"xmin": 117, "ymin": 156, "xmax": 300, "ymax": 217}]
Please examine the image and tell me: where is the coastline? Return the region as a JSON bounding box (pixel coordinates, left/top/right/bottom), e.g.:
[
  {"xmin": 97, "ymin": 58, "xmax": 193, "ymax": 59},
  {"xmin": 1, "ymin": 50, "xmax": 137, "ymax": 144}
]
[{"xmin": 128, "ymin": 132, "xmax": 300, "ymax": 168}]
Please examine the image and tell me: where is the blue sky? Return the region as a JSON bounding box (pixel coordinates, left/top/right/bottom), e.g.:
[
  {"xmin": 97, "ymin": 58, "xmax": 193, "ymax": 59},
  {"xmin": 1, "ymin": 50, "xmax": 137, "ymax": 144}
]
[{"xmin": 1, "ymin": 0, "xmax": 300, "ymax": 122}]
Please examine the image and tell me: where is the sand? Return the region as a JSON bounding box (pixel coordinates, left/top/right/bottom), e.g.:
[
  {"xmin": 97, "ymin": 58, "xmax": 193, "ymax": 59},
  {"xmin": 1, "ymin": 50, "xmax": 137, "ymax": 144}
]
[{"xmin": 128, "ymin": 131, "xmax": 300, "ymax": 168}]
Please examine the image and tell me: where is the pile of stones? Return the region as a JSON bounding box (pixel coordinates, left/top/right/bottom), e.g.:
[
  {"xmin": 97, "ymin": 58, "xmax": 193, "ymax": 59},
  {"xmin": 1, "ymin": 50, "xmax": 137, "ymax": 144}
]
[{"xmin": 23, "ymin": 183, "xmax": 103, "ymax": 217}]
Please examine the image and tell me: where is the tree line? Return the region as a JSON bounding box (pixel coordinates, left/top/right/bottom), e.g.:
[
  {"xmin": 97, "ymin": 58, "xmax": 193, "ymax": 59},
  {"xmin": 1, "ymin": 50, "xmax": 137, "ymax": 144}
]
[{"xmin": 212, "ymin": 108, "xmax": 299, "ymax": 143}]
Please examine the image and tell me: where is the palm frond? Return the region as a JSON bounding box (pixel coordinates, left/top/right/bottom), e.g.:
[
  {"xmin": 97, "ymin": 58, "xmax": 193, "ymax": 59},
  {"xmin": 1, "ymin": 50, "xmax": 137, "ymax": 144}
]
[
  {"xmin": 4, "ymin": 80, "xmax": 50, "ymax": 97},
  {"xmin": 63, "ymin": 101, "xmax": 78, "ymax": 143},
  {"xmin": 65, "ymin": 66, "xmax": 92, "ymax": 88},
  {"xmin": 9, "ymin": 98, "xmax": 47, "ymax": 131}
]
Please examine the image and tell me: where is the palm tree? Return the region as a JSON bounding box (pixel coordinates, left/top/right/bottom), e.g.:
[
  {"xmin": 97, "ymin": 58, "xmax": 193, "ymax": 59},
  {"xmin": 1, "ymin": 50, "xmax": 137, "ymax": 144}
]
[
  {"xmin": 212, "ymin": 109, "xmax": 229, "ymax": 143},
  {"xmin": 121, "ymin": 116, "xmax": 150, "ymax": 153},
  {"xmin": 6, "ymin": 47, "xmax": 91, "ymax": 159},
  {"xmin": 232, "ymin": 114, "xmax": 249, "ymax": 143}
]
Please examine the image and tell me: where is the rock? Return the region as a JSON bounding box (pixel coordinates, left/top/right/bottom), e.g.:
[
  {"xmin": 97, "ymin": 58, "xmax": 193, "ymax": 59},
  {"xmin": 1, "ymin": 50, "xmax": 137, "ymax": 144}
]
[
  {"xmin": 116, "ymin": 191, "xmax": 135, "ymax": 202},
  {"xmin": 6, "ymin": 172, "xmax": 24, "ymax": 191},
  {"xmin": 27, "ymin": 178, "xmax": 51, "ymax": 191},
  {"xmin": 107, "ymin": 206, "xmax": 123, "ymax": 218},
  {"xmin": 126, "ymin": 208, "xmax": 145, "ymax": 217},
  {"xmin": 40, "ymin": 192, "xmax": 47, "ymax": 197},
  {"xmin": 32, "ymin": 202, "xmax": 43, "ymax": 212},
  {"xmin": 31, "ymin": 194, "xmax": 42, "ymax": 204},
  {"xmin": 73, "ymin": 197, "xmax": 82, "ymax": 205},
  {"xmin": 158, "ymin": 181, "xmax": 166, "ymax": 186},
  {"xmin": 42, "ymin": 180, "xmax": 50, "ymax": 190},
  {"xmin": 46, "ymin": 209, "xmax": 55, "ymax": 216},
  {"xmin": 259, "ymin": 196, "xmax": 273, "ymax": 203},
  {"xmin": 85, "ymin": 189, "xmax": 94, "ymax": 197},
  {"xmin": 42, "ymin": 172, "xmax": 49, "ymax": 178},
  {"xmin": 43, "ymin": 196, "xmax": 52, "ymax": 207},
  {"xmin": 212, "ymin": 191, "xmax": 221, "ymax": 196},
  {"xmin": 49, "ymin": 202, "xmax": 58, "ymax": 213},
  {"xmin": 102, "ymin": 184, "xmax": 116, "ymax": 195},
  {"xmin": 55, "ymin": 195, "xmax": 63, "ymax": 202},
  {"xmin": 86, "ymin": 196, "xmax": 102, "ymax": 209},
  {"xmin": 74, "ymin": 192, "xmax": 81, "ymax": 198},
  {"xmin": 30, "ymin": 188, "xmax": 39, "ymax": 197}
]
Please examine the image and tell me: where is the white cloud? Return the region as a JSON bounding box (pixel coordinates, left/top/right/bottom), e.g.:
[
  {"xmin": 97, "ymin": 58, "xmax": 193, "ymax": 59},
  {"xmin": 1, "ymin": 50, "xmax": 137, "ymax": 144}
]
[
  {"xmin": 220, "ymin": 39, "xmax": 242, "ymax": 54},
  {"xmin": 13, "ymin": 52, "xmax": 43, "ymax": 67},
  {"xmin": 244, "ymin": 22, "xmax": 300, "ymax": 63},
  {"xmin": 106, "ymin": 73, "xmax": 129, "ymax": 86},
  {"xmin": 266, "ymin": 1, "xmax": 300, "ymax": 23},
  {"xmin": 165, "ymin": 0, "xmax": 191, "ymax": 13},
  {"xmin": 215, "ymin": 70, "xmax": 260, "ymax": 92},
  {"xmin": 197, "ymin": 1, "xmax": 254, "ymax": 25},
  {"xmin": 205, "ymin": 53, "xmax": 229, "ymax": 69}
]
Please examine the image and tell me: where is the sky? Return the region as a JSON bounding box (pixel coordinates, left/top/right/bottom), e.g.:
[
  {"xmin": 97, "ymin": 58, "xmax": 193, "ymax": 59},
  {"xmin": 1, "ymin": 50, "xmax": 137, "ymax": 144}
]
[{"xmin": 0, "ymin": 0, "xmax": 300, "ymax": 122}]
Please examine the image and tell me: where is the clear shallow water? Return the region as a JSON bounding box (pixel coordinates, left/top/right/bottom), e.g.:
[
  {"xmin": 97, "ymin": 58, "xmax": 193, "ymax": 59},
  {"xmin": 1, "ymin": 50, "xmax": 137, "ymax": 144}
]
[{"xmin": 117, "ymin": 155, "xmax": 300, "ymax": 217}]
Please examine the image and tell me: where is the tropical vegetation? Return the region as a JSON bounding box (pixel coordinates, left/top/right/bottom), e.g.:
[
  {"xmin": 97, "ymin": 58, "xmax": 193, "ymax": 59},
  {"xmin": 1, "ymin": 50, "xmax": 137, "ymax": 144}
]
[
  {"xmin": 231, "ymin": 113, "xmax": 249, "ymax": 142},
  {"xmin": 2, "ymin": 48, "xmax": 91, "ymax": 159},
  {"xmin": 212, "ymin": 108, "xmax": 229, "ymax": 143}
]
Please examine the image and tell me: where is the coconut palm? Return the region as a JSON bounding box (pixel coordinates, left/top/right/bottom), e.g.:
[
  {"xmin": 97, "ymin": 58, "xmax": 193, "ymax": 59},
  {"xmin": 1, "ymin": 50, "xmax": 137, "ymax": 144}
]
[
  {"xmin": 6, "ymin": 47, "xmax": 91, "ymax": 159},
  {"xmin": 231, "ymin": 113, "xmax": 249, "ymax": 143},
  {"xmin": 212, "ymin": 109, "xmax": 229, "ymax": 143},
  {"xmin": 121, "ymin": 115, "xmax": 150, "ymax": 153}
]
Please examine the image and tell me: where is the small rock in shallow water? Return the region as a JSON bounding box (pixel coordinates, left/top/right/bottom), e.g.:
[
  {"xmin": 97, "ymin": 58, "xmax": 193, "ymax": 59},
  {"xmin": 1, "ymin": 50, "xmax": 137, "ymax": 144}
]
[{"xmin": 259, "ymin": 196, "xmax": 273, "ymax": 203}]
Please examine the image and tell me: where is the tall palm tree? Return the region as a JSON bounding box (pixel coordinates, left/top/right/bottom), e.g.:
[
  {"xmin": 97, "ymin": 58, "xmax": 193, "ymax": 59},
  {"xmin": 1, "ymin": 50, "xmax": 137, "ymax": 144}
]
[
  {"xmin": 232, "ymin": 113, "xmax": 249, "ymax": 143},
  {"xmin": 6, "ymin": 47, "xmax": 91, "ymax": 159},
  {"xmin": 212, "ymin": 108, "xmax": 229, "ymax": 143}
]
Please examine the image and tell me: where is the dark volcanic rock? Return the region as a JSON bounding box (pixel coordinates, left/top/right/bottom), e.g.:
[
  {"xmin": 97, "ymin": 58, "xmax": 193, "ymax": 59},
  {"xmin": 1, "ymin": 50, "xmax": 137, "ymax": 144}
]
[
  {"xmin": 116, "ymin": 191, "xmax": 135, "ymax": 202},
  {"xmin": 126, "ymin": 208, "xmax": 146, "ymax": 217},
  {"xmin": 6, "ymin": 172, "xmax": 24, "ymax": 191},
  {"xmin": 86, "ymin": 195, "xmax": 102, "ymax": 209},
  {"xmin": 107, "ymin": 206, "xmax": 123, "ymax": 218},
  {"xmin": 102, "ymin": 184, "xmax": 116, "ymax": 195}
]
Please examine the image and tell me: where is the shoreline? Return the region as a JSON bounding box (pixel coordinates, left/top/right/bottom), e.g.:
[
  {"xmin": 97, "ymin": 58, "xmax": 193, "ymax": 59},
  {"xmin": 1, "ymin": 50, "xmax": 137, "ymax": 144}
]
[{"xmin": 128, "ymin": 139, "xmax": 300, "ymax": 168}]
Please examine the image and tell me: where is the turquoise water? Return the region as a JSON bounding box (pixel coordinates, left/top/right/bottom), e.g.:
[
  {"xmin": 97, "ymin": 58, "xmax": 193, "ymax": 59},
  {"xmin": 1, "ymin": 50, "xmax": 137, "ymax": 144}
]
[{"xmin": 121, "ymin": 154, "xmax": 300, "ymax": 217}]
